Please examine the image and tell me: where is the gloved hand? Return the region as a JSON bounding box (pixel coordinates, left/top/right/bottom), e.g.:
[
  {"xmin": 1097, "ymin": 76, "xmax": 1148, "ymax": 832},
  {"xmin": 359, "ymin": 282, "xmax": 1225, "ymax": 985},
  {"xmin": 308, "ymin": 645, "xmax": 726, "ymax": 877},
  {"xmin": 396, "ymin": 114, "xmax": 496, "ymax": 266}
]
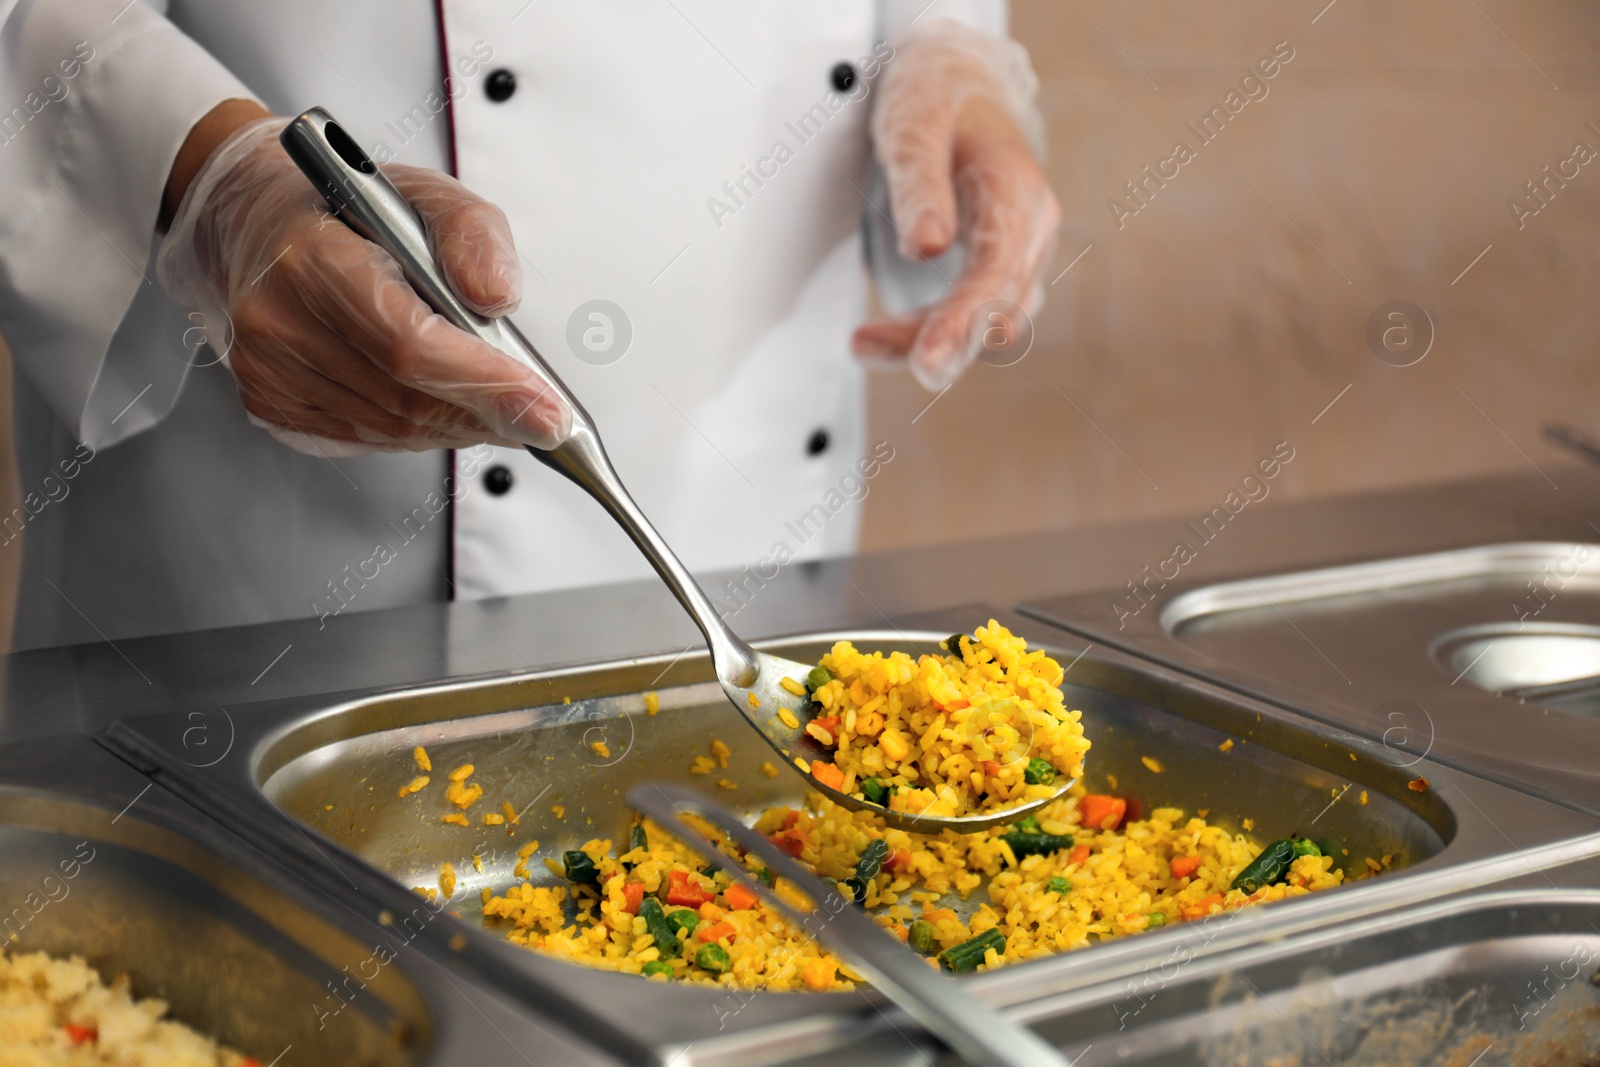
[
  {"xmin": 157, "ymin": 117, "xmax": 569, "ymax": 456},
  {"xmin": 853, "ymin": 20, "xmax": 1061, "ymax": 391}
]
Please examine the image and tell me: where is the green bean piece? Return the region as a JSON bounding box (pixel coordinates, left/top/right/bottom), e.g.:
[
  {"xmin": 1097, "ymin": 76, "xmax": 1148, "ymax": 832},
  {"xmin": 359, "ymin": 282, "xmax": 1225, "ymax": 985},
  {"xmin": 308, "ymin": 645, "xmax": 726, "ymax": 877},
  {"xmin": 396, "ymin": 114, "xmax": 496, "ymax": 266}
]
[
  {"xmin": 1002, "ymin": 830, "xmax": 1074, "ymax": 859},
  {"xmin": 945, "ymin": 634, "xmax": 967, "ymax": 658},
  {"xmin": 938, "ymin": 929, "xmax": 1006, "ymax": 973},
  {"xmin": 695, "ymin": 943, "xmax": 731, "ymax": 973},
  {"xmin": 622, "ymin": 823, "xmax": 648, "ymax": 869},
  {"xmin": 908, "ymin": 919, "xmax": 937, "ymax": 954},
  {"xmin": 1230, "ymin": 839, "xmax": 1300, "ymax": 893},
  {"xmin": 855, "ymin": 840, "xmax": 890, "ymax": 883},
  {"xmin": 665, "ymin": 909, "xmax": 699, "ymax": 938},
  {"xmin": 1023, "ymin": 758, "xmax": 1057, "ymax": 786},
  {"xmin": 806, "ymin": 666, "xmax": 833, "ymax": 692},
  {"xmin": 1315, "ymin": 838, "xmax": 1344, "ymax": 870},
  {"xmin": 843, "ymin": 877, "xmax": 868, "ymax": 905},
  {"xmin": 1290, "ymin": 838, "xmax": 1322, "ymax": 858},
  {"xmin": 860, "ymin": 778, "xmax": 889, "ymax": 806},
  {"xmin": 563, "ymin": 850, "xmax": 600, "ymax": 886},
  {"xmin": 1047, "ymin": 876, "xmax": 1071, "ymax": 895},
  {"xmin": 638, "ymin": 898, "xmax": 680, "ymax": 958},
  {"xmin": 641, "ymin": 960, "xmax": 673, "ymax": 978}
]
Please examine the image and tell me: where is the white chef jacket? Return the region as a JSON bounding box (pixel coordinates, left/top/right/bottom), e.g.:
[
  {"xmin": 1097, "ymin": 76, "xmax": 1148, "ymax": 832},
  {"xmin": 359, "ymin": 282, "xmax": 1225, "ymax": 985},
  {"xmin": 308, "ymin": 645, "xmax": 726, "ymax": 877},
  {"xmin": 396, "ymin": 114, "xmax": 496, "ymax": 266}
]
[{"xmin": 0, "ymin": 0, "xmax": 1005, "ymax": 650}]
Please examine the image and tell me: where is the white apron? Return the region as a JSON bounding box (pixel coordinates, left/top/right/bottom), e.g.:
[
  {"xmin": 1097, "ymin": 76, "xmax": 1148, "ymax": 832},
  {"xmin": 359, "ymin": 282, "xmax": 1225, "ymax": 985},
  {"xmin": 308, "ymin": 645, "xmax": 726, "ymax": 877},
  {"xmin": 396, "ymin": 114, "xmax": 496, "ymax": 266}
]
[{"xmin": 1, "ymin": 0, "xmax": 1002, "ymax": 648}]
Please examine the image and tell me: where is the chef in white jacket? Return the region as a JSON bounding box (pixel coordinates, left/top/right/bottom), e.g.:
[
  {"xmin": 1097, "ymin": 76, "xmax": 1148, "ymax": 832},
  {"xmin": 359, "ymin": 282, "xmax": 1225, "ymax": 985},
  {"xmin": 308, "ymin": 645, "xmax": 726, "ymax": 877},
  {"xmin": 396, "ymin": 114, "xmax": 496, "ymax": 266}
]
[{"xmin": 0, "ymin": 0, "xmax": 1057, "ymax": 650}]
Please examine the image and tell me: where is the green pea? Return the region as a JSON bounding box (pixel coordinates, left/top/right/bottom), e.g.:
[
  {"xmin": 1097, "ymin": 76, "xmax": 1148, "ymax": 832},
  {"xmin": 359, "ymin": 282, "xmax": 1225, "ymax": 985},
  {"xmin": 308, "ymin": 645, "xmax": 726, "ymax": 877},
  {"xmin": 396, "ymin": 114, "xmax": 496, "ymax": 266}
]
[
  {"xmin": 860, "ymin": 778, "xmax": 889, "ymax": 806},
  {"xmin": 908, "ymin": 919, "xmax": 937, "ymax": 954},
  {"xmin": 806, "ymin": 666, "xmax": 833, "ymax": 692},
  {"xmin": 1047, "ymin": 876, "xmax": 1071, "ymax": 895},
  {"xmin": 665, "ymin": 909, "xmax": 699, "ymax": 937},
  {"xmin": 1146, "ymin": 911, "xmax": 1167, "ymax": 928},
  {"xmin": 641, "ymin": 960, "xmax": 673, "ymax": 978},
  {"xmin": 1024, "ymin": 758, "xmax": 1057, "ymax": 786},
  {"xmin": 1290, "ymin": 838, "xmax": 1322, "ymax": 858},
  {"xmin": 756, "ymin": 866, "xmax": 775, "ymax": 887},
  {"xmin": 695, "ymin": 943, "xmax": 731, "ymax": 973}
]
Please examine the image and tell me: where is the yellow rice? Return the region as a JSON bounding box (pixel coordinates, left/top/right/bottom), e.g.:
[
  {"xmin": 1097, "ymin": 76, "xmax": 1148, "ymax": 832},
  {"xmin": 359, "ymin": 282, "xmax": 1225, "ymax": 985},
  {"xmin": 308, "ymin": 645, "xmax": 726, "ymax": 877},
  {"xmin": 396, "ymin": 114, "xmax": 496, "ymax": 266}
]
[
  {"xmin": 0, "ymin": 951, "xmax": 255, "ymax": 1065},
  {"xmin": 481, "ymin": 789, "xmax": 1345, "ymax": 990},
  {"xmin": 809, "ymin": 622, "xmax": 1091, "ymax": 818},
  {"xmin": 463, "ymin": 623, "xmax": 1348, "ymax": 990}
]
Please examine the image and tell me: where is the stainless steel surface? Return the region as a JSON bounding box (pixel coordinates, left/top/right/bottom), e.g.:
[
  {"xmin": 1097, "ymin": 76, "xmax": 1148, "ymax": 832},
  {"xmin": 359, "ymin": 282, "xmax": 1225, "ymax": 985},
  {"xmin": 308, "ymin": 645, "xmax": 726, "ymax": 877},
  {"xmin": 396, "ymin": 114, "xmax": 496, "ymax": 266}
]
[
  {"xmin": 632, "ymin": 784, "xmax": 1070, "ymax": 1067},
  {"xmin": 1432, "ymin": 621, "xmax": 1600, "ymax": 701},
  {"xmin": 1021, "ymin": 541, "xmax": 1600, "ymax": 814},
  {"xmin": 781, "ymin": 881, "xmax": 1600, "ymax": 1065},
  {"xmin": 0, "ymin": 736, "xmax": 609, "ymax": 1067},
  {"xmin": 285, "ymin": 108, "xmax": 1037, "ymax": 830},
  {"xmin": 97, "ymin": 608, "xmax": 1600, "ymax": 1066},
  {"xmin": 6, "ymin": 467, "xmax": 1595, "ymax": 747}
]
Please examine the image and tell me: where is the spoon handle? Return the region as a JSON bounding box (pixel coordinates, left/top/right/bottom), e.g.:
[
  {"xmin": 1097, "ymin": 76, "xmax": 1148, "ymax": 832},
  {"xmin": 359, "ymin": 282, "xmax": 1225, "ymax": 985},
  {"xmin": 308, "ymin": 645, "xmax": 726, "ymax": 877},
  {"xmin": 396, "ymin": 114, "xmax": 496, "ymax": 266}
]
[{"xmin": 280, "ymin": 107, "xmax": 760, "ymax": 686}]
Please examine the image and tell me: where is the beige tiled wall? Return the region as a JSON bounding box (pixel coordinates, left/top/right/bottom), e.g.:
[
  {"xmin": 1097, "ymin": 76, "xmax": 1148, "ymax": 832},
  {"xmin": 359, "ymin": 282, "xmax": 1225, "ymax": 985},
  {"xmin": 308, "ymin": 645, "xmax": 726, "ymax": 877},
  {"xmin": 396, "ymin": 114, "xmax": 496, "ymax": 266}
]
[{"xmin": 862, "ymin": 1, "xmax": 1600, "ymax": 551}]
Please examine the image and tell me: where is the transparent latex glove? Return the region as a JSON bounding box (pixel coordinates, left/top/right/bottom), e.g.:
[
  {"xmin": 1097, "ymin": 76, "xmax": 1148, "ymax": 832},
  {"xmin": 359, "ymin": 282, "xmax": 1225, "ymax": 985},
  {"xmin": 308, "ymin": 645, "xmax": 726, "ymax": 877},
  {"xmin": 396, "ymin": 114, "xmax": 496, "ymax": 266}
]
[
  {"xmin": 854, "ymin": 20, "xmax": 1061, "ymax": 392},
  {"xmin": 157, "ymin": 117, "xmax": 569, "ymax": 456}
]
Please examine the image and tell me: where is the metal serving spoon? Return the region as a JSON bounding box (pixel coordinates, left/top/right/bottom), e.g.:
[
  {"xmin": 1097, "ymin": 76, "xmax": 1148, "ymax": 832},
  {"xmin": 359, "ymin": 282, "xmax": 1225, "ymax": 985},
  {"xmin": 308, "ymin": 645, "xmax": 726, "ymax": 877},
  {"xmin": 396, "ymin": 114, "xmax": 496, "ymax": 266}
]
[
  {"xmin": 280, "ymin": 108, "xmax": 1074, "ymax": 834},
  {"xmin": 631, "ymin": 784, "xmax": 1071, "ymax": 1067}
]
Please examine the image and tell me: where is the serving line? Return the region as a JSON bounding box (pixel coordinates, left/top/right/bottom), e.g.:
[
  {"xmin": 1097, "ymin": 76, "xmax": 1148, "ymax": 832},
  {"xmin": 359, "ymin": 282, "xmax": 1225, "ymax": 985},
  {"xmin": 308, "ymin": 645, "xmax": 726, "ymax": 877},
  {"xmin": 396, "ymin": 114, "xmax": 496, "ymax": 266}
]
[
  {"xmin": 94, "ymin": 606, "xmax": 1600, "ymax": 1067},
  {"xmin": 1019, "ymin": 541, "xmax": 1600, "ymax": 819},
  {"xmin": 7, "ymin": 466, "xmax": 1600, "ymax": 746}
]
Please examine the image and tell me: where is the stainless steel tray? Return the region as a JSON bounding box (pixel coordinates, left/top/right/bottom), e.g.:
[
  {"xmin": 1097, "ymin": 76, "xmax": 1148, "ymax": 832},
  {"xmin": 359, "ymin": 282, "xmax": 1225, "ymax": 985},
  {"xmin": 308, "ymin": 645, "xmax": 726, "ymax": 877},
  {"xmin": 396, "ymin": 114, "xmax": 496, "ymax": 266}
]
[
  {"xmin": 778, "ymin": 877, "xmax": 1600, "ymax": 1065},
  {"xmin": 1020, "ymin": 543, "xmax": 1600, "ymax": 816},
  {"xmin": 0, "ymin": 735, "xmax": 621, "ymax": 1067},
  {"xmin": 98, "ymin": 608, "xmax": 1600, "ymax": 1067}
]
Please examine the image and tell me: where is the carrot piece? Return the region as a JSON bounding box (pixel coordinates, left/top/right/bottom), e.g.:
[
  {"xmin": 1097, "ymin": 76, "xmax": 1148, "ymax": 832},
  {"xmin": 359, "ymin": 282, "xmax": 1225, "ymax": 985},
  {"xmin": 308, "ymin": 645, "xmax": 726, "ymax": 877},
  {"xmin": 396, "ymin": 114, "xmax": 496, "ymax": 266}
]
[
  {"xmin": 62, "ymin": 1023, "xmax": 96, "ymax": 1046},
  {"xmin": 621, "ymin": 882, "xmax": 645, "ymax": 914},
  {"xmin": 1079, "ymin": 794, "xmax": 1127, "ymax": 832},
  {"xmin": 982, "ymin": 760, "xmax": 1003, "ymax": 778},
  {"xmin": 724, "ymin": 883, "xmax": 760, "ymax": 911},
  {"xmin": 885, "ymin": 848, "xmax": 912, "ymax": 874},
  {"xmin": 697, "ymin": 920, "xmax": 737, "ymax": 943},
  {"xmin": 810, "ymin": 760, "xmax": 847, "ymax": 791},
  {"xmin": 1179, "ymin": 893, "xmax": 1225, "ymax": 920},
  {"xmin": 768, "ymin": 831, "xmax": 806, "ymax": 858},
  {"xmin": 1068, "ymin": 844, "xmax": 1090, "ymax": 866},
  {"xmin": 1170, "ymin": 855, "xmax": 1202, "ymax": 879},
  {"xmin": 666, "ymin": 870, "xmax": 715, "ymax": 907},
  {"xmin": 922, "ymin": 907, "xmax": 957, "ymax": 923}
]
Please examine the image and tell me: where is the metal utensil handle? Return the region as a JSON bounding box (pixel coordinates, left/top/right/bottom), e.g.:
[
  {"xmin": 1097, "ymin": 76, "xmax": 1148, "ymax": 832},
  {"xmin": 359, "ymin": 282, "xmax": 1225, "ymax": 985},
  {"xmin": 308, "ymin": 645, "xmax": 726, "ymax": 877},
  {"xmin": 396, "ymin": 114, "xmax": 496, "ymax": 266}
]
[
  {"xmin": 629, "ymin": 784, "xmax": 1071, "ymax": 1067},
  {"xmin": 280, "ymin": 108, "xmax": 759, "ymax": 686}
]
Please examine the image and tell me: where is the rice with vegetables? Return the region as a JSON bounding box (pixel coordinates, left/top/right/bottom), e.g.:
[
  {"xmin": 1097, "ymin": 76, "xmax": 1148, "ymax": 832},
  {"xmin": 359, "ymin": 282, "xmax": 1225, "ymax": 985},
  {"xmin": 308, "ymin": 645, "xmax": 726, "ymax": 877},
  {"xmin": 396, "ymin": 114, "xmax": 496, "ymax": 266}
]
[
  {"xmin": 471, "ymin": 624, "xmax": 1348, "ymax": 990},
  {"xmin": 799, "ymin": 622, "xmax": 1090, "ymax": 818},
  {"xmin": 0, "ymin": 951, "xmax": 258, "ymax": 1065}
]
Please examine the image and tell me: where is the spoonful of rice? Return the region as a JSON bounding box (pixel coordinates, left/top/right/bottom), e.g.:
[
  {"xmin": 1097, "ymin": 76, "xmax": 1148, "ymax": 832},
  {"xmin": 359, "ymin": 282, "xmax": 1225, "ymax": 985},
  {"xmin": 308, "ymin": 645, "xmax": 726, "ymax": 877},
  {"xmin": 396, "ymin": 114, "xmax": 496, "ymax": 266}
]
[{"xmin": 280, "ymin": 108, "xmax": 1080, "ymax": 833}]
